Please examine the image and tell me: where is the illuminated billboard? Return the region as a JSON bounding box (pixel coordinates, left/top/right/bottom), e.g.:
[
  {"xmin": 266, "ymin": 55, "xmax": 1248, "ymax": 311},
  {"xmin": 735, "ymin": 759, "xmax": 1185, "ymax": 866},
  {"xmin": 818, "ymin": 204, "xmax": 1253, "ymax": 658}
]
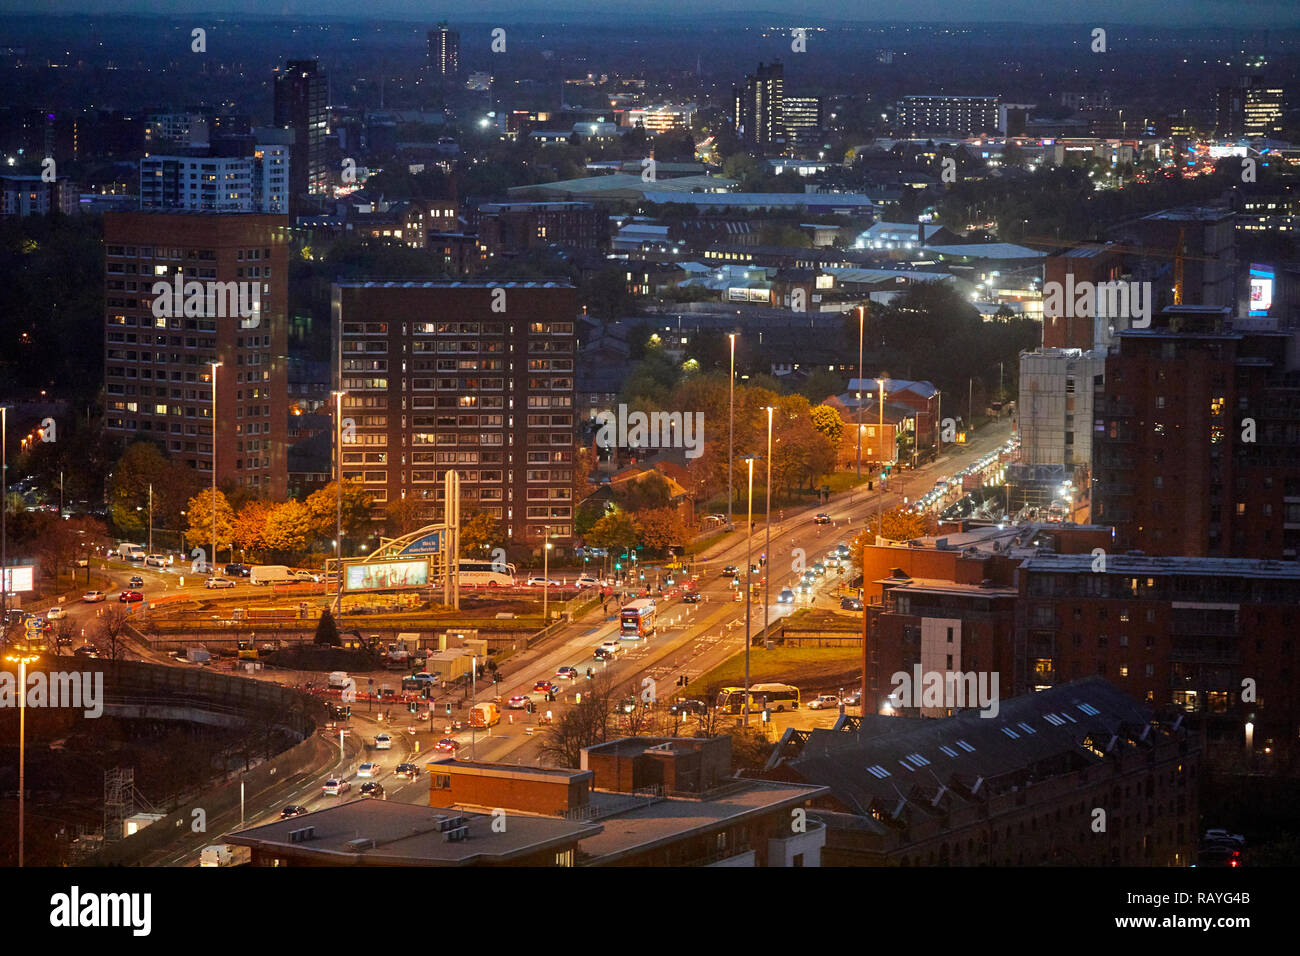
[
  {"xmin": 1249, "ymin": 264, "xmax": 1274, "ymax": 316},
  {"xmin": 2, "ymin": 566, "xmax": 34, "ymax": 593},
  {"xmin": 344, "ymin": 559, "xmax": 429, "ymax": 592}
]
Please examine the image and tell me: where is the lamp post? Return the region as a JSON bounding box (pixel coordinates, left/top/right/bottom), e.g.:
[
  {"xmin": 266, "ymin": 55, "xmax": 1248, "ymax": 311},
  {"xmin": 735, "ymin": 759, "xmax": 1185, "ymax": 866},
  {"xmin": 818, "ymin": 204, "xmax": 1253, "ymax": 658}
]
[
  {"xmin": 877, "ymin": 376, "xmax": 888, "ymax": 537},
  {"xmin": 856, "ymin": 305, "xmax": 864, "ymax": 478},
  {"xmin": 333, "ymin": 390, "xmax": 346, "ymax": 614},
  {"xmin": 727, "ymin": 332, "xmax": 736, "ymax": 530},
  {"xmin": 209, "ymin": 361, "xmax": 222, "ymax": 575},
  {"xmin": 744, "ymin": 456, "xmax": 755, "ymax": 727},
  {"xmin": 542, "ymin": 526, "xmax": 552, "ymax": 624},
  {"xmin": 147, "ymin": 483, "xmax": 153, "ymax": 555},
  {"xmin": 6, "ymin": 648, "xmax": 39, "ymax": 867},
  {"xmin": 764, "ymin": 407, "xmax": 773, "ymax": 643}
]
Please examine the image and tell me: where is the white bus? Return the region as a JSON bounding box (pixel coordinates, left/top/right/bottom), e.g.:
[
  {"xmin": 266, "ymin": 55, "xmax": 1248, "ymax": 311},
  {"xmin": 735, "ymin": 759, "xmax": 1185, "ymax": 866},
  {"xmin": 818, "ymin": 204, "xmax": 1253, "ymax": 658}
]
[{"xmin": 458, "ymin": 559, "xmax": 517, "ymax": 588}]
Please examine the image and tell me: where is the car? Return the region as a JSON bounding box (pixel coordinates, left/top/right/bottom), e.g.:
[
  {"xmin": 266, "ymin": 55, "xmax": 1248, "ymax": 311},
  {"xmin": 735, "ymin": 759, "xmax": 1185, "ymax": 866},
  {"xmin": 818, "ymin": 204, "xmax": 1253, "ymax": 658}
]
[
  {"xmin": 357, "ymin": 762, "xmax": 378, "ymax": 778},
  {"xmin": 395, "ymin": 763, "xmax": 420, "ymax": 779},
  {"xmin": 410, "ymin": 672, "xmax": 438, "ymax": 683},
  {"xmin": 823, "ymin": 554, "xmax": 841, "ymax": 568},
  {"xmin": 507, "ymin": 695, "xmax": 530, "ymax": 709},
  {"xmin": 669, "ymin": 699, "xmax": 707, "ymax": 716},
  {"xmin": 224, "ymin": 563, "xmax": 251, "ymax": 577},
  {"xmin": 682, "ymin": 591, "xmax": 701, "ymax": 604},
  {"xmin": 814, "ymin": 513, "xmax": 831, "ymax": 524},
  {"xmin": 360, "ymin": 781, "xmax": 385, "ymax": 798},
  {"xmin": 434, "ymin": 738, "xmax": 459, "ymax": 753},
  {"xmin": 280, "ymin": 805, "xmax": 309, "ymax": 819},
  {"xmin": 797, "ymin": 582, "xmax": 814, "ymax": 599},
  {"xmin": 616, "ymin": 697, "xmax": 637, "ymax": 714},
  {"xmin": 840, "ymin": 596, "xmax": 864, "ymax": 611},
  {"xmin": 575, "ymin": 575, "xmax": 600, "ymax": 589},
  {"xmin": 526, "ymin": 576, "xmax": 562, "ymax": 587},
  {"xmin": 593, "ymin": 647, "xmax": 615, "ymax": 662},
  {"xmin": 292, "ymin": 570, "xmax": 321, "ymax": 583},
  {"xmin": 128, "ymin": 576, "xmax": 144, "ymax": 588},
  {"xmin": 721, "ymin": 565, "xmax": 738, "ymax": 576},
  {"xmin": 118, "ymin": 590, "xmax": 143, "ymax": 603},
  {"xmin": 843, "ymin": 690, "xmax": 863, "ymax": 707},
  {"xmin": 807, "ymin": 694, "xmax": 840, "ymax": 710},
  {"xmin": 599, "ymin": 640, "xmax": 621, "ymax": 654},
  {"xmin": 46, "ymin": 605, "xmax": 67, "ymax": 620},
  {"xmin": 56, "ymin": 633, "xmax": 74, "ymax": 646},
  {"xmin": 448, "ymin": 718, "xmax": 469, "ymax": 732},
  {"xmin": 811, "ymin": 563, "xmax": 827, "ymax": 577},
  {"xmin": 205, "ymin": 577, "xmax": 236, "ymax": 589},
  {"xmin": 556, "ymin": 666, "xmax": 579, "ymax": 680},
  {"xmin": 75, "ymin": 558, "xmax": 89, "ymax": 568},
  {"xmin": 1196, "ymin": 846, "xmax": 1242, "ymax": 868},
  {"xmin": 534, "ymin": 680, "xmax": 560, "ymax": 695},
  {"xmin": 322, "ymin": 778, "xmax": 351, "ymax": 796},
  {"xmin": 145, "ymin": 554, "xmax": 167, "ymax": 567},
  {"xmin": 778, "ymin": 588, "xmax": 795, "ymax": 604},
  {"xmin": 374, "ymin": 734, "xmax": 392, "ymax": 750}
]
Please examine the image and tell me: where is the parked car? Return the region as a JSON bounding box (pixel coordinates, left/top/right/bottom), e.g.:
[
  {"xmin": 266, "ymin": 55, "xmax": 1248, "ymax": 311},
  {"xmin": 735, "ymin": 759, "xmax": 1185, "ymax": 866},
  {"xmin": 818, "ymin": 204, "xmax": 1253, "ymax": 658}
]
[
  {"xmin": 357, "ymin": 762, "xmax": 378, "ymax": 778},
  {"xmin": 359, "ymin": 781, "xmax": 385, "ymax": 798},
  {"xmin": 280, "ymin": 805, "xmax": 309, "ymax": 819},
  {"xmin": 128, "ymin": 576, "xmax": 144, "ymax": 588},
  {"xmin": 434, "ymin": 738, "xmax": 459, "ymax": 753},
  {"xmin": 224, "ymin": 563, "xmax": 251, "ymax": 577},
  {"xmin": 814, "ymin": 513, "xmax": 831, "ymax": 524},
  {"xmin": 395, "ymin": 763, "xmax": 420, "ymax": 779},
  {"xmin": 526, "ymin": 576, "xmax": 562, "ymax": 587},
  {"xmin": 118, "ymin": 590, "xmax": 143, "ymax": 603},
  {"xmin": 807, "ymin": 694, "xmax": 841, "ymax": 710},
  {"xmin": 205, "ymin": 577, "xmax": 236, "ymax": 589},
  {"xmin": 321, "ymin": 778, "xmax": 350, "ymax": 796},
  {"xmin": 778, "ymin": 588, "xmax": 795, "ymax": 604},
  {"xmin": 556, "ymin": 666, "xmax": 579, "ymax": 680},
  {"xmin": 46, "ymin": 605, "xmax": 67, "ymax": 620},
  {"xmin": 840, "ymin": 596, "xmax": 864, "ymax": 611}
]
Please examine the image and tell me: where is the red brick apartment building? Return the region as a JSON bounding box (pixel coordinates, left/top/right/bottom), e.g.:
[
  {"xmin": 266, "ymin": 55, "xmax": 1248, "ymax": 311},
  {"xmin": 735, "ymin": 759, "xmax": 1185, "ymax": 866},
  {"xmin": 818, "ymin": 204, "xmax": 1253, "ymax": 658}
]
[
  {"xmin": 331, "ymin": 281, "xmax": 578, "ymax": 545},
  {"xmin": 861, "ymin": 526, "xmax": 1300, "ymax": 760},
  {"xmin": 1093, "ymin": 308, "xmax": 1300, "ymax": 559},
  {"xmin": 104, "ymin": 211, "xmax": 290, "ymax": 497},
  {"xmin": 762, "ymin": 677, "xmax": 1199, "ymax": 866}
]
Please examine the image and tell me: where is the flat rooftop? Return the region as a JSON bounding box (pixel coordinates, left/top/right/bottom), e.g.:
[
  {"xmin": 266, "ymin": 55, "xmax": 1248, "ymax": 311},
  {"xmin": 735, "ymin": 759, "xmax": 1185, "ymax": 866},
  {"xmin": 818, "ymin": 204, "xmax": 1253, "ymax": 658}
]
[
  {"xmin": 577, "ymin": 779, "xmax": 827, "ymax": 864},
  {"xmin": 227, "ymin": 800, "xmax": 600, "ymax": 866}
]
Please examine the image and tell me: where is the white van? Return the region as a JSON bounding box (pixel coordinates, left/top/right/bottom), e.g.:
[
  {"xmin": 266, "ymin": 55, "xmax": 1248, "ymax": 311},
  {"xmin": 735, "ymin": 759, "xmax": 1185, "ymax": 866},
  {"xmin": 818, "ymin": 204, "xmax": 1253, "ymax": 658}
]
[
  {"xmin": 249, "ymin": 565, "xmax": 297, "ymax": 585},
  {"xmin": 119, "ymin": 544, "xmax": 146, "ymax": 562}
]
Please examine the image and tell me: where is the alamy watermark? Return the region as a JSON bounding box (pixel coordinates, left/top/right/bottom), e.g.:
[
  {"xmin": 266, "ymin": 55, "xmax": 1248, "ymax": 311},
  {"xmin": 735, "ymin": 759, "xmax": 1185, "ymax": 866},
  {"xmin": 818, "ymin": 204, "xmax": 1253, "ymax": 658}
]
[
  {"xmin": 888, "ymin": 666, "xmax": 999, "ymax": 718},
  {"xmin": 595, "ymin": 404, "xmax": 704, "ymax": 459},
  {"xmin": 1042, "ymin": 276, "xmax": 1151, "ymax": 328},
  {"xmin": 0, "ymin": 670, "xmax": 103, "ymax": 718},
  {"xmin": 151, "ymin": 275, "xmax": 262, "ymax": 327}
]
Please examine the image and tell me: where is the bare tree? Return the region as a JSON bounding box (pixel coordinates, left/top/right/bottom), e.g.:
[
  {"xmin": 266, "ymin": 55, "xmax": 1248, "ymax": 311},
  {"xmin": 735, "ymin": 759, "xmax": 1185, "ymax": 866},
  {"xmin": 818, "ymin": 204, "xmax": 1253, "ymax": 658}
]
[
  {"xmin": 96, "ymin": 605, "xmax": 133, "ymax": 661},
  {"xmin": 539, "ymin": 671, "xmax": 616, "ymax": 768}
]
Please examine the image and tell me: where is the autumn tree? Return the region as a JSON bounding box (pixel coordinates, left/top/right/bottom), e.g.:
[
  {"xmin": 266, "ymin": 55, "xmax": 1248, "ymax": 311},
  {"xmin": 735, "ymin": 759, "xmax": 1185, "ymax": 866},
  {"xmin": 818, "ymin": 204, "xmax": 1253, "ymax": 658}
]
[
  {"xmin": 810, "ymin": 403, "xmax": 845, "ymax": 446},
  {"xmin": 383, "ymin": 497, "xmax": 424, "ymax": 538},
  {"xmin": 848, "ymin": 508, "xmax": 939, "ymax": 577},
  {"xmin": 233, "ymin": 500, "xmax": 274, "ymax": 560},
  {"xmin": 635, "ymin": 506, "xmax": 687, "ymax": 553},
  {"xmin": 612, "ymin": 470, "xmax": 671, "ymax": 512},
  {"xmin": 261, "ymin": 499, "xmax": 313, "ymax": 558},
  {"xmin": 107, "ymin": 441, "xmax": 199, "ymax": 541},
  {"xmin": 184, "ymin": 490, "xmax": 236, "ymax": 565},
  {"xmin": 460, "ymin": 511, "xmax": 506, "ymax": 557},
  {"xmin": 304, "ymin": 481, "xmax": 374, "ymax": 548},
  {"xmin": 586, "ymin": 510, "xmax": 640, "ymax": 554}
]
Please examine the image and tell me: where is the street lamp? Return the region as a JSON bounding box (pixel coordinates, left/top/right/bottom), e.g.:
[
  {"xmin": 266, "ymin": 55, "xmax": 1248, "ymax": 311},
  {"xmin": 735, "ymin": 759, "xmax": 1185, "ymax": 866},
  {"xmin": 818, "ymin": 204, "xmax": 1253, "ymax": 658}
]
[
  {"xmin": 6, "ymin": 647, "xmax": 40, "ymax": 867},
  {"xmin": 542, "ymin": 526, "xmax": 553, "ymax": 624},
  {"xmin": 209, "ymin": 361, "xmax": 222, "ymax": 575},
  {"xmin": 856, "ymin": 305, "xmax": 864, "ymax": 478},
  {"xmin": 764, "ymin": 407, "xmax": 773, "ymax": 643},
  {"xmin": 1, "ymin": 404, "xmax": 7, "ymax": 628},
  {"xmin": 727, "ymin": 332, "xmax": 737, "ymax": 530},
  {"xmin": 743, "ymin": 455, "xmax": 755, "ymax": 727},
  {"xmin": 332, "ymin": 390, "xmax": 346, "ymax": 614},
  {"xmin": 877, "ymin": 375, "xmax": 888, "ymax": 537}
]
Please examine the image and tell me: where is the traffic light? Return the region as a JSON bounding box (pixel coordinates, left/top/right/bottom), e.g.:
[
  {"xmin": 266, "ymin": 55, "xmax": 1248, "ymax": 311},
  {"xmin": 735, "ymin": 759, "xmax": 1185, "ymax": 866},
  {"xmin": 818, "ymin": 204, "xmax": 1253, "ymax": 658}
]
[
  {"xmin": 615, "ymin": 562, "xmax": 622, "ymax": 570},
  {"xmin": 445, "ymin": 704, "xmax": 452, "ymax": 716},
  {"xmin": 408, "ymin": 701, "xmax": 418, "ymax": 713}
]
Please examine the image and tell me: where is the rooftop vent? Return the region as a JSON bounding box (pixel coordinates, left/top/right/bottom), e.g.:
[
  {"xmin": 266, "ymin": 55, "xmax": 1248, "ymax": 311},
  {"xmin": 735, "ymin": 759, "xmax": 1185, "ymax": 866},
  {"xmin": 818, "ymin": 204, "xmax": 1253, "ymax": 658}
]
[
  {"xmin": 443, "ymin": 826, "xmax": 469, "ymax": 842},
  {"xmin": 888, "ymin": 567, "xmax": 911, "ymax": 580},
  {"xmin": 288, "ymin": 826, "xmax": 316, "ymax": 843},
  {"xmin": 979, "ymin": 578, "xmax": 996, "ymax": 588},
  {"xmin": 343, "ymin": 837, "xmax": 374, "ymax": 851}
]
